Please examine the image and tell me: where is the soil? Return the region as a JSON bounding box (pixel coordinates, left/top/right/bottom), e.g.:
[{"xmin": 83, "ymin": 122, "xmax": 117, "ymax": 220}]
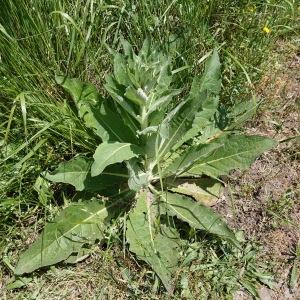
[{"xmin": 218, "ymin": 44, "xmax": 300, "ymax": 299}]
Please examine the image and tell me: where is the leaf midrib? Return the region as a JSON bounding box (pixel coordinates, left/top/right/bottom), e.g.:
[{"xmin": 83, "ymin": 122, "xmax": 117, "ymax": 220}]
[
  {"xmin": 18, "ymin": 202, "xmax": 116, "ymax": 271},
  {"xmin": 193, "ymin": 147, "xmax": 261, "ymax": 169}
]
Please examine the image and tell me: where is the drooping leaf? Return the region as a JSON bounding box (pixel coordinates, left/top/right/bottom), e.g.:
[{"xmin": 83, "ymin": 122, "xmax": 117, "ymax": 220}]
[
  {"xmin": 159, "ymin": 191, "xmax": 238, "ymax": 245},
  {"xmin": 168, "ymin": 178, "xmax": 222, "ymax": 207},
  {"xmin": 91, "ymin": 142, "xmax": 141, "ymax": 177},
  {"xmin": 15, "ymin": 200, "xmax": 120, "ymax": 275},
  {"xmin": 55, "ymin": 76, "xmax": 108, "ymax": 140},
  {"xmin": 56, "ymin": 76, "xmax": 137, "ymax": 143},
  {"xmin": 44, "ymin": 156, "xmax": 91, "ymax": 191},
  {"xmin": 90, "ymin": 100, "xmax": 138, "ymax": 143},
  {"xmin": 104, "ymin": 75, "xmax": 138, "ymax": 119},
  {"xmin": 126, "ymin": 190, "xmax": 180, "ymax": 293},
  {"xmin": 44, "ymin": 156, "xmax": 127, "ymax": 192},
  {"xmin": 186, "ymin": 135, "xmax": 277, "ymax": 178}
]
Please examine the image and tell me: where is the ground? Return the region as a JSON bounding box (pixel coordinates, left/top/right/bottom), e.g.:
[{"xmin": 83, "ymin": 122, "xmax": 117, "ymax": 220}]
[{"xmin": 219, "ymin": 42, "xmax": 300, "ymax": 299}]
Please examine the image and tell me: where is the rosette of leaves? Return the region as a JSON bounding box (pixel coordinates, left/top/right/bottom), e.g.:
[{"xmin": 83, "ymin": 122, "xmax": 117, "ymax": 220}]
[{"xmin": 15, "ymin": 39, "xmax": 276, "ymax": 293}]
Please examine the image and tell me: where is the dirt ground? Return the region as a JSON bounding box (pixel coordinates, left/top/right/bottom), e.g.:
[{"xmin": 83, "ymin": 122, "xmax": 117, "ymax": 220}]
[{"xmin": 218, "ymin": 44, "xmax": 300, "ymax": 299}]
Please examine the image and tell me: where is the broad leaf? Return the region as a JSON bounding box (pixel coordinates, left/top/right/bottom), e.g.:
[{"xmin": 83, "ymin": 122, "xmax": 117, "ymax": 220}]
[
  {"xmin": 56, "ymin": 76, "xmax": 137, "ymax": 143},
  {"xmin": 126, "ymin": 190, "xmax": 179, "ymax": 293},
  {"xmin": 15, "ymin": 200, "xmax": 119, "ymax": 275},
  {"xmin": 227, "ymin": 99, "xmax": 258, "ymax": 129},
  {"xmin": 158, "ymin": 50, "xmax": 221, "ymax": 156},
  {"xmin": 91, "ymin": 142, "xmax": 141, "ymax": 177},
  {"xmin": 191, "ymin": 49, "xmax": 221, "ymax": 96},
  {"xmin": 56, "ymin": 76, "xmax": 108, "ymax": 140},
  {"xmin": 187, "ymin": 135, "xmax": 277, "ymax": 178},
  {"xmin": 159, "ymin": 192, "xmax": 238, "ymax": 244},
  {"xmin": 126, "ymin": 159, "xmax": 150, "ymax": 191},
  {"xmin": 91, "ymin": 101, "xmax": 138, "ymax": 143},
  {"xmin": 44, "ymin": 156, "xmax": 127, "ymax": 192},
  {"xmin": 163, "ymin": 139, "xmax": 224, "ymax": 176}
]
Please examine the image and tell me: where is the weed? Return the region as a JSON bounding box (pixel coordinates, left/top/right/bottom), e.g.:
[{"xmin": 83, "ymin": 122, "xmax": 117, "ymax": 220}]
[{"xmin": 12, "ymin": 40, "xmax": 276, "ymax": 294}]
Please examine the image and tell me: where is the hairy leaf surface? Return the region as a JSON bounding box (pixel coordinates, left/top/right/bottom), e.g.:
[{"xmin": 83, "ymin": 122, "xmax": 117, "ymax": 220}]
[
  {"xmin": 126, "ymin": 190, "xmax": 179, "ymax": 293},
  {"xmin": 44, "ymin": 156, "xmax": 127, "ymax": 191},
  {"xmin": 56, "ymin": 76, "xmax": 137, "ymax": 143},
  {"xmin": 187, "ymin": 135, "xmax": 276, "ymax": 177},
  {"xmin": 163, "ymin": 139, "xmax": 224, "ymax": 176},
  {"xmin": 15, "ymin": 201, "xmax": 118, "ymax": 275},
  {"xmin": 159, "ymin": 192, "xmax": 238, "ymax": 244},
  {"xmin": 91, "ymin": 142, "xmax": 141, "ymax": 177},
  {"xmin": 158, "ymin": 50, "xmax": 221, "ymax": 155}
]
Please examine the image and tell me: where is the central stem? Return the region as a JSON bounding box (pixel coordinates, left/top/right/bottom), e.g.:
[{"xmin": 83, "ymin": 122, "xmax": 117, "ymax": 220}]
[
  {"xmin": 140, "ymin": 106, "xmax": 149, "ymax": 170},
  {"xmin": 140, "ymin": 106, "xmax": 148, "ymax": 131}
]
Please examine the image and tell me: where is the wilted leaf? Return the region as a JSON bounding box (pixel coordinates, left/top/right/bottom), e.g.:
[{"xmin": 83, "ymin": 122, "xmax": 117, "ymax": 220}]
[{"xmin": 169, "ymin": 178, "xmax": 222, "ymax": 206}]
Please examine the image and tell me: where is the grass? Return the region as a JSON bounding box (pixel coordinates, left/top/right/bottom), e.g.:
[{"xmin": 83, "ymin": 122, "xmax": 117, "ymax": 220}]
[{"xmin": 0, "ymin": 0, "xmax": 299, "ymax": 298}]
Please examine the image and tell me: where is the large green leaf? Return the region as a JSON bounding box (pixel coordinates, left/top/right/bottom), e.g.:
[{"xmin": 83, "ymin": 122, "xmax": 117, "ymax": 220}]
[
  {"xmin": 163, "ymin": 139, "xmax": 224, "ymax": 176},
  {"xmin": 44, "ymin": 156, "xmax": 127, "ymax": 192},
  {"xmin": 91, "ymin": 101, "xmax": 138, "ymax": 143},
  {"xmin": 56, "ymin": 76, "xmax": 108, "ymax": 140},
  {"xmin": 56, "ymin": 76, "xmax": 137, "ymax": 143},
  {"xmin": 15, "ymin": 200, "xmax": 118, "ymax": 275},
  {"xmin": 186, "ymin": 135, "xmax": 277, "ymax": 178},
  {"xmin": 91, "ymin": 142, "xmax": 141, "ymax": 177},
  {"xmin": 126, "ymin": 190, "xmax": 179, "ymax": 293},
  {"xmin": 176, "ymin": 95, "xmax": 219, "ymax": 147},
  {"xmin": 190, "ymin": 49, "xmax": 221, "ymax": 96},
  {"xmin": 126, "ymin": 159, "xmax": 150, "ymax": 191},
  {"xmin": 227, "ymin": 99, "xmax": 258, "ymax": 129},
  {"xmin": 158, "ymin": 50, "xmax": 221, "ymax": 156},
  {"xmin": 159, "ymin": 191, "xmax": 238, "ymax": 244}
]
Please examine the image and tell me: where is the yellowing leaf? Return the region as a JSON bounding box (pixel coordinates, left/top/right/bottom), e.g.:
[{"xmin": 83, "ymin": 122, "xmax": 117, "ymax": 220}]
[{"xmin": 170, "ymin": 178, "xmax": 222, "ymax": 206}]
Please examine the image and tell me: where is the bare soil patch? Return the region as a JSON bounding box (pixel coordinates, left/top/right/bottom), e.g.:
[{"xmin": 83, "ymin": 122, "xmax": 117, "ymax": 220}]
[{"xmin": 218, "ymin": 44, "xmax": 300, "ymax": 299}]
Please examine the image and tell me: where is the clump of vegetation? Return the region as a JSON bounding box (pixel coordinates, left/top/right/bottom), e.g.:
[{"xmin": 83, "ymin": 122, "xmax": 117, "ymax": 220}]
[
  {"xmin": 14, "ymin": 39, "xmax": 276, "ymax": 293},
  {"xmin": 1, "ymin": 0, "xmax": 298, "ymax": 298}
]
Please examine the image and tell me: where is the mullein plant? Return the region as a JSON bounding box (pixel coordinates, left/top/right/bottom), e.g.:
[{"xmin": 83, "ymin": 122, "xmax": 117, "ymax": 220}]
[{"xmin": 15, "ymin": 39, "xmax": 276, "ymax": 293}]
